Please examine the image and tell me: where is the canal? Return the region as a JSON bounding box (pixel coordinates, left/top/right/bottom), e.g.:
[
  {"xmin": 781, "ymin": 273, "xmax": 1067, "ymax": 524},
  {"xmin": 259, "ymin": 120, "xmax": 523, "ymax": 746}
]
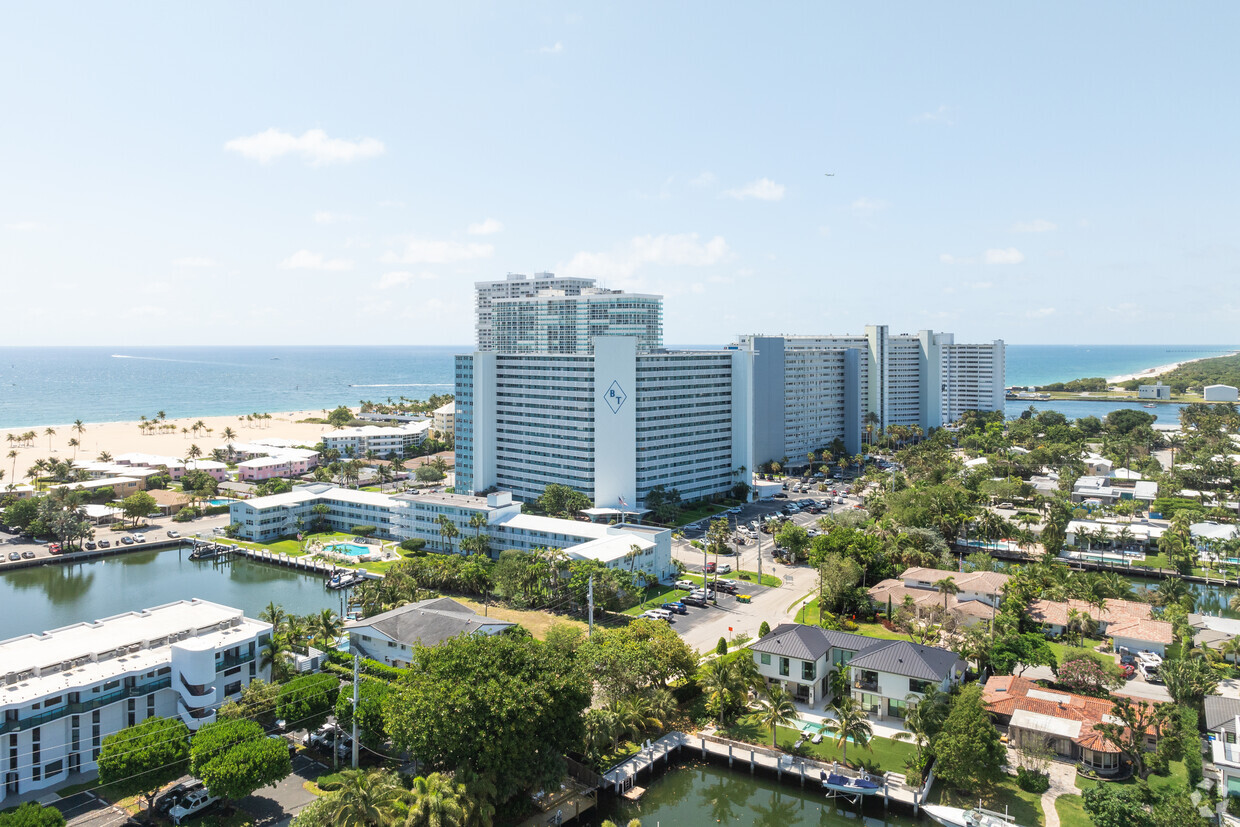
[
  {"xmin": 0, "ymin": 545, "xmax": 347, "ymax": 639},
  {"xmin": 586, "ymin": 759, "xmax": 922, "ymax": 827}
]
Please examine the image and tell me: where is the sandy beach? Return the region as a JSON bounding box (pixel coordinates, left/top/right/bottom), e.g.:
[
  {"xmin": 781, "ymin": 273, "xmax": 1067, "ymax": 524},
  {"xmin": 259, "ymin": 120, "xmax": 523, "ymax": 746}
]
[
  {"xmin": 2, "ymin": 410, "xmax": 341, "ymax": 487},
  {"xmin": 1107, "ymin": 352, "xmax": 1238, "ymax": 385}
]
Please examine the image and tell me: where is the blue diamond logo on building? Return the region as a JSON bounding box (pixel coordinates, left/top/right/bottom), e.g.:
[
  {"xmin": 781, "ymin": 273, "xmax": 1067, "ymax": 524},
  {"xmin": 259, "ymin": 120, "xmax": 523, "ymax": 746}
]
[{"xmin": 603, "ymin": 380, "xmax": 628, "ymax": 414}]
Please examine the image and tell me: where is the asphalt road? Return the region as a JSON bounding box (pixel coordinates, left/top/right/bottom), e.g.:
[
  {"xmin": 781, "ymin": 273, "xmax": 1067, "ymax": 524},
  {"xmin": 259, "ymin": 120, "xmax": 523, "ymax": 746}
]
[{"xmin": 0, "ymin": 512, "xmax": 234, "ymax": 569}]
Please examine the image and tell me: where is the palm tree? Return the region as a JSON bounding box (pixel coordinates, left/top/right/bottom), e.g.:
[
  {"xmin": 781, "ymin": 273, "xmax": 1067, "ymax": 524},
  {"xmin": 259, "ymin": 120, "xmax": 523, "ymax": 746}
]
[
  {"xmin": 96, "ymin": 451, "xmax": 112, "ymax": 462},
  {"xmin": 72, "ymin": 418, "xmax": 86, "ymax": 445},
  {"xmin": 67, "ymin": 438, "xmax": 80, "ymax": 460},
  {"xmin": 312, "ymin": 609, "xmax": 344, "ymax": 649},
  {"xmin": 259, "ymin": 635, "xmax": 291, "ymax": 682},
  {"xmin": 756, "ymin": 685, "xmax": 798, "ymax": 748},
  {"xmin": 1220, "ymin": 636, "xmax": 1240, "ymax": 666},
  {"xmin": 824, "ymin": 695, "xmax": 873, "ymax": 767},
  {"xmin": 933, "ymin": 576, "xmax": 959, "ymax": 610},
  {"xmin": 323, "ymin": 769, "xmax": 406, "ymax": 827},
  {"xmin": 44, "ymin": 427, "xmax": 55, "ymax": 451},
  {"xmin": 7, "ymin": 450, "xmax": 16, "ymax": 483},
  {"xmin": 260, "ymin": 601, "xmax": 288, "ymax": 633},
  {"xmin": 698, "ymin": 659, "xmax": 745, "ymax": 724},
  {"xmin": 186, "ymin": 444, "xmax": 202, "ymax": 461},
  {"xmin": 437, "ymin": 515, "xmax": 459, "ymax": 555},
  {"xmin": 406, "ymin": 772, "xmax": 465, "ymax": 827},
  {"xmin": 891, "ymin": 688, "xmax": 946, "ymax": 769}
]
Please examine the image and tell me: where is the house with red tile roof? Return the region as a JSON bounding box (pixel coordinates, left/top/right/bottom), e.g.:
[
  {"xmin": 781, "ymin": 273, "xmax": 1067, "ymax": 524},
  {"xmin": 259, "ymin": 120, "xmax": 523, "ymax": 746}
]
[{"xmin": 983, "ymin": 675, "xmax": 1159, "ymax": 776}]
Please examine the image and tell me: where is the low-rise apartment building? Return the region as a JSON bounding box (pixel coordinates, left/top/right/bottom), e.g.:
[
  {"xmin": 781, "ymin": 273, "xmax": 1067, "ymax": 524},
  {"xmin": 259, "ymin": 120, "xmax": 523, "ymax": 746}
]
[
  {"xmin": 319, "ymin": 421, "xmax": 429, "ymax": 459},
  {"xmin": 229, "ymin": 484, "xmax": 401, "ymax": 541},
  {"xmin": 0, "ymin": 600, "xmax": 271, "ymax": 805}
]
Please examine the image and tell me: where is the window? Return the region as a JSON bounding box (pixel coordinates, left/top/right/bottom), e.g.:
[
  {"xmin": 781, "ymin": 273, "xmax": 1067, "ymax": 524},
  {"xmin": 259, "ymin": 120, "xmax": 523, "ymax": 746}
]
[
  {"xmin": 833, "ymin": 649, "xmax": 854, "ymax": 667},
  {"xmin": 760, "ymin": 653, "xmax": 771, "ymax": 665},
  {"xmin": 224, "ymin": 681, "xmax": 242, "ymax": 696},
  {"xmin": 44, "ymin": 760, "xmax": 63, "ymax": 777},
  {"xmin": 1228, "ymin": 732, "xmax": 1236, "ymax": 745},
  {"xmin": 802, "ymin": 661, "xmax": 816, "ymax": 681},
  {"xmin": 909, "ymin": 678, "xmax": 937, "ymax": 695},
  {"xmin": 779, "ymin": 658, "xmax": 790, "ymax": 677},
  {"xmin": 103, "ymin": 680, "xmax": 120, "ymax": 691},
  {"xmin": 887, "ymin": 698, "xmax": 908, "ymax": 719}
]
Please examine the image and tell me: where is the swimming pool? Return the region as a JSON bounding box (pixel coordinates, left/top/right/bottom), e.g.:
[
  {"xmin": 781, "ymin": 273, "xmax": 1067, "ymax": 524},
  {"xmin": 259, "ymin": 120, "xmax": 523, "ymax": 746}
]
[
  {"xmin": 325, "ymin": 542, "xmax": 370, "ymax": 557},
  {"xmin": 207, "ymin": 498, "xmax": 237, "ymax": 506}
]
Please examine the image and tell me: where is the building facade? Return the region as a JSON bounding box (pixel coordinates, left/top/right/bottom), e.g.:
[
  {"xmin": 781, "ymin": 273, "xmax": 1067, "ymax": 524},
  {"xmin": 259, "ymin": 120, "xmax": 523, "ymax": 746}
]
[
  {"xmin": 318, "ymin": 421, "xmax": 429, "ymax": 459},
  {"xmin": 490, "ymin": 287, "xmax": 663, "ymax": 355},
  {"xmin": 474, "ymin": 272, "xmax": 596, "ymax": 351},
  {"xmin": 0, "ymin": 600, "xmax": 270, "ymax": 804},
  {"xmin": 455, "ymin": 336, "xmax": 753, "ymax": 509},
  {"xmin": 229, "ymin": 484, "xmax": 402, "ymax": 541}
]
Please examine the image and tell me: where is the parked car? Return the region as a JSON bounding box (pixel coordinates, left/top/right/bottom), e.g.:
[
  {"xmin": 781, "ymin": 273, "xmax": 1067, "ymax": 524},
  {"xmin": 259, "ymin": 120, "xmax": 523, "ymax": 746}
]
[
  {"xmin": 681, "ymin": 594, "xmax": 707, "ymax": 607},
  {"xmin": 675, "ymin": 579, "xmax": 696, "ymax": 590},
  {"xmin": 47, "ymin": 542, "xmax": 61, "ymax": 554},
  {"xmin": 85, "ymin": 541, "xmax": 97, "ymax": 550},
  {"xmin": 169, "ymin": 788, "xmax": 219, "ymax": 824},
  {"xmin": 641, "ymin": 609, "xmax": 672, "ymax": 622},
  {"xmin": 167, "ymin": 530, "xmax": 181, "ymax": 538},
  {"xmin": 660, "ymin": 602, "xmax": 687, "ymax": 615},
  {"xmin": 156, "ymin": 781, "xmax": 204, "ymax": 818},
  {"xmin": 7, "ymin": 551, "xmax": 20, "ymax": 561},
  {"xmin": 304, "ymin": 723, "xmax": 336, "ymax": 750},
  {"xmin": 717, "ymin": 564, "xmax": 732, "ymax": 574},
  {"xmin": 773, "ymin": 493, "xmax": 787, "ymax": 499},
  {"xmin": 1121, "ymin": 664, "xmax": 1136, "ymax": 679},
  {"xmin": 98, "ymin": 539, "xmax": 111, "ymax": 548},
  {"xmin": 714, "ymin": 581, "xmax": 739, "ymax": 595},
  {"xmin": 21, "ymin": 550, "xmax": 35, "ymax": 559},
  {"xmin": 705, "ymin": 562, "xmax": 716, "ymax": 573},
  {"xmin": 120, "ymin": 536, "xmax": 134, "ymax": 545},
  {"xmin": 133, "ymin": 533, "xmax": 146, "ymax": 543}
]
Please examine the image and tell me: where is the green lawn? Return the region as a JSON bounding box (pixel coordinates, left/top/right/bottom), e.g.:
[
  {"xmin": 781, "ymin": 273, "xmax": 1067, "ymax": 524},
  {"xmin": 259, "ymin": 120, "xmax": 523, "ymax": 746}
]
[
  {"xmin": 792, "ymin": 601, "xmax": 909, "ymax": 642},
  {"xmin": 720, "ymin": 715, "xmax": 916, "ymax": 772},
  {"xmin": 1056, "ymin": 793, "xmax": 1091, "ymax": 827},
  {"xmin": 624, "ymin": 585, "xmax": 690, "ymax": 615},
  {"xmin": 734, "ymin": 570, "xmax": 782, "ymax": 588},
  {"xmin": 229, "ymin": 532, "xmax": 400, "ymax": 573},
  {"xmin": 926, "ymin": 775, "xmax": 1045, "ymax": 827},
  {"xmin": 1074, "ymin": 759, "xmax": 1188, "ymax": 795}
]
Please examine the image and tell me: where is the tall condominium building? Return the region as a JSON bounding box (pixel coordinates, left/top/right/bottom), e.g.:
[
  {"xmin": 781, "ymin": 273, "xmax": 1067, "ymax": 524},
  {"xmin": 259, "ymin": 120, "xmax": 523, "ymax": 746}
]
[
  {"xmin": 474, "ymin": 272, "xmax": 595, "ymax": 351},
  {"xmin": 0, "ymin": 600, "xmax": 271, "ymax": 805},
  {"xmin": 737, "ymin": 326, "xmax": 1004, "ymax": 464},
  {"xmin": 490, "ymin": 287, "xmax": 663, "ymax": 354},
  {"xmin": 455, "ymin": 336, "xmax": 753, "ymax": 509}
]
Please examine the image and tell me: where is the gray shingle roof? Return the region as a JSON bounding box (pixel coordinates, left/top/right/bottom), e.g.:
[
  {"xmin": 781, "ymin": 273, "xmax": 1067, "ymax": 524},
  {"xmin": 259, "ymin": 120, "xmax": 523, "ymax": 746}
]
[
  {"xmin": 846, "ymin": 640, "xmax": 966, "ymax": 682},
  {"xmin": 345, "ymin": 597, "xmax": 513, "ymax": 648},
  {"xmin": 1205, "ymin": 696, "xmax": 1240, "ymax": 735},
  {"xmin": 751, "ymin": 624, "xmax": 898, "ymax": 662}
]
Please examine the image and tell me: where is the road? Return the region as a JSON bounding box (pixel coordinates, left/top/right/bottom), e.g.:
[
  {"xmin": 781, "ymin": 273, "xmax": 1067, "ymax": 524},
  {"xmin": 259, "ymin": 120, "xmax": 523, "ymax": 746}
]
[
  {"xmin": 0, "ymin": 512, "xmax": 234, "ymax": 569},
  {"xmin": 667, "ymin": 482, "xmax": 861, "ymax": 651}
]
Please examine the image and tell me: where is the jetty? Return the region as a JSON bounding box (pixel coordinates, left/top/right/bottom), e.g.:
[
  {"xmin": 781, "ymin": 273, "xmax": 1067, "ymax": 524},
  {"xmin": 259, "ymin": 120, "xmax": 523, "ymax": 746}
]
[{"xmin": 189, "ymin": 540, "xmax": 380, "ymax": 583}]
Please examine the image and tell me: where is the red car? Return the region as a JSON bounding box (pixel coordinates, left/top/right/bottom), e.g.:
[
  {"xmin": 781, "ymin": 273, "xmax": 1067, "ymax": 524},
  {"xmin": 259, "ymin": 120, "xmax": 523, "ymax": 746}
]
[
  {"xmin": 1121, "ymin": 664, "xmax": 1136, "ymax": 679},
  {"xmin": 705, "ymin": 562, "xmax": 717, "ymax": 573},
  {"xmin": 47, "ymin": 543, "xmax": 62, "ymax": 555}
]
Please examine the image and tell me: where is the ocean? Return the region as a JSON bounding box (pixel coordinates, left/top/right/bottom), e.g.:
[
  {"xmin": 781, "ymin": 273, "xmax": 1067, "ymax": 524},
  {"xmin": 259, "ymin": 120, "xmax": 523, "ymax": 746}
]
[{"xmin": 0, "ymin": 344, "xmax": 1235, "ymax": 429}]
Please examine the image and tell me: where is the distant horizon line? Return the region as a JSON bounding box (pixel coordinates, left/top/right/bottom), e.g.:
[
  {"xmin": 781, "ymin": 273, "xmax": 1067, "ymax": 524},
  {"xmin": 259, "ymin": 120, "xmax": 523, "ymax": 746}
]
[{"xmin": 0, "ymin": 342, "xmax": 1237, "ymax": 349}]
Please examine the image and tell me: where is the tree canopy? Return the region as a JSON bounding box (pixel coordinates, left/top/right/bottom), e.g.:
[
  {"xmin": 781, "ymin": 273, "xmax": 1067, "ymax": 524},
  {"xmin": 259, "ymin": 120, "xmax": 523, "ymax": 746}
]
[
  {"xmin": 189, "ymin": 718, "xmax": 292, "ymax": 803},
  {"xmin": 96, "ymin": 716, "xmax": 191, "ymax": 819},
  {"xmin": 932, "ymin": 685, "xmax": 1004, "ymax": 793}
]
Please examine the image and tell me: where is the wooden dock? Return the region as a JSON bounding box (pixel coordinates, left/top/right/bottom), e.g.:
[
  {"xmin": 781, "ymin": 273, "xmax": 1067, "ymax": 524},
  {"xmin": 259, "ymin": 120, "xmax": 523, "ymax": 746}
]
[{"xmin": 190, "ymin": 540, "xmax": 381, "ymax": 581}]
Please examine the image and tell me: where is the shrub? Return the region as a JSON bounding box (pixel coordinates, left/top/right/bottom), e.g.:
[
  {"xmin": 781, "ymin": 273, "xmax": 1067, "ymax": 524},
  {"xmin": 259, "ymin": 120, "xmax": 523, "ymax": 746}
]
[
  {"xmin": 1182, "ymin": 707, "xmax": 1202, "ymax": 786},
  {"xmin": 1017, "ymin": 768, "xmax": 1050, "ymax": 793},
  {"xmin": 1227, "ymin": 796, "xmax": 1240, "ymax": 818},
  {"xmin": 715, "ymin": 637, "xmax": 728, "ymax": 656},
  {"xmin": 172, "ymin": 507, "xmax": 199, "ymax": 523},
  {"xmin": 400, "ymin": 538, "xmax": 427, "ymax": 553},
  {"xmin": 1145, "ymin": 748, "xmax": 1169, "ymax": 776},
  {"xmin": 758, "ymin": 621, "xmax": 771, "ymax": 638}
]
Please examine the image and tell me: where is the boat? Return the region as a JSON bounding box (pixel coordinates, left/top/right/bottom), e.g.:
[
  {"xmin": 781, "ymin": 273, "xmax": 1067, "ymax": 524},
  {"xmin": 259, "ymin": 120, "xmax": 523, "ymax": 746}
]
[
  {"xmin": 189, "ymin": 545, "xmax": 221, "ymax": 561},
  {"xmin": 1143, "ymin": 403, "xmax": 1157, "ymax": 408},
  {"xmin": 923, "ymin": 805, "xmax": 1019, "ymax": 827},
  {"xmin": 326, "ymin": 570, "xmax": 367, "ymax": 590},
  {"xmin": 822, "ymin": 772, "xmax": 882, "ymax": 794}
]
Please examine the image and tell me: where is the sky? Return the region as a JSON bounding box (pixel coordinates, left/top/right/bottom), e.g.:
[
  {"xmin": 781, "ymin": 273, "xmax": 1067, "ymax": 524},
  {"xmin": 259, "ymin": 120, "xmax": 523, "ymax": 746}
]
[{"xmin": 2, "ymin": 3, "xmax": 1239, "ymax": 347}]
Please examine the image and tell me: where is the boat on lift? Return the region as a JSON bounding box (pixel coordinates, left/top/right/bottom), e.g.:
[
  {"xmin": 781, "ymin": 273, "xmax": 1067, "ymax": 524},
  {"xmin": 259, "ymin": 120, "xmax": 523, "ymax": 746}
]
[{"xmin": 923, "ymin": 805, "xmax": 1019, "ymax": 827}]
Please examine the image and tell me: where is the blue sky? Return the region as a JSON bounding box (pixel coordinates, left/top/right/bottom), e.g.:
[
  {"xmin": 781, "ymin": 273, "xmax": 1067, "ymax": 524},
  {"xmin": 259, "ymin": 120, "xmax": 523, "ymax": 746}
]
[{"xmin": 3, "ymin": 3, "xmax": 1238, "ymax": 346}]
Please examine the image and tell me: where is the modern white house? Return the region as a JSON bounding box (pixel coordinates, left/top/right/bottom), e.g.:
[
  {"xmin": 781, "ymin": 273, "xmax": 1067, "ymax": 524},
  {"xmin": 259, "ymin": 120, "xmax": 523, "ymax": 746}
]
[
  {"xmin": 345, "ymin": 597, "xmax": 514, "ymax": 668},
  {"xmin": 1205, "ymin": 697, "xmax": 1240, "ymax": 797},
  {"xmin": 1138, "ymin": 383, "xmax": 1172, "ymax": 401},
  {"xmin": 750, "ymin": 623, "xmax": 965, "ymax": 717},
  {"xmin": 1205, "ymin": 384, "xmax": 1239, "ymax": 402},
  {"xmin": 0, "ymin": 600, "xmax": 271, "ymax": 804},
  {"xmin": 1070, "ymin": 475, "xmax": 1158, "ymax": 506}
]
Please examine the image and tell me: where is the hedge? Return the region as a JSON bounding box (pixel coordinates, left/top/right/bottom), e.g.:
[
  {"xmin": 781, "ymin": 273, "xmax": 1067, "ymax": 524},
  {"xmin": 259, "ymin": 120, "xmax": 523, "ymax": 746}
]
[
  {"xmin": 325, "ymin": 650, "xmax": 407, "ymax": 682},
  {"xmin": 1182, "ymin": 707, "xmax": 1202, "ymax": 786},
  {"xmin": 204, "ymin": 504, "xmax": 231, "ymax": 516}
]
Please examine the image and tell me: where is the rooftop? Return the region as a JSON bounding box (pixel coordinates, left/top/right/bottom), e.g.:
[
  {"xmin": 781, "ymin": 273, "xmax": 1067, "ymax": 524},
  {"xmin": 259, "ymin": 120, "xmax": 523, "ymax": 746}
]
[{"xmin": 345, "ymin": 597, "xmax": 513, "ymax": 648}]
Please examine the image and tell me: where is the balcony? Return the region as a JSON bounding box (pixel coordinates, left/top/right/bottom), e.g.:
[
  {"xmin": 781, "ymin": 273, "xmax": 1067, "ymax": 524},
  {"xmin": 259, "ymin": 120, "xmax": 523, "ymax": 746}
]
[
  {"xmin": 0, "ymin": 676, "xmax": 172, "ymax": 734},
  {"xmin": 179, "ymin": 674, "xmax": 212, "ymax": 698},
  {"xmin": 216, "ymin": 650, "xmax": 255, "ymax": 671},
  {"xmin": 853, "ymin": 673, "xmax": 879, "ymax": 692}
]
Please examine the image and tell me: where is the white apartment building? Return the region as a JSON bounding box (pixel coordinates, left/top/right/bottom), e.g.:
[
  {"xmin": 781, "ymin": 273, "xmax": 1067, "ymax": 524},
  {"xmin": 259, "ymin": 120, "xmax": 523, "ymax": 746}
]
[
  {"xmin": 431, "ymin": 402, "xmax": 455, "ymax": 437},
  {"xmin": 736, "ymin": 326, "xmax": 1004, "ymax": 461},
  {"xmin": 0, "ymin": 600, "xmax": 270, "ymax": 804},
  {"xmin": 392, "ymin": 490, "xmax": 676, "ymax": 581},
  {"xmin": 475, "ymin": 272, "xmax": 596, "ymax": 351},
  {"xmin": 490, "ymin": 287, "xmax": 664, "ymax": 355},
  {"xmin": 229, "ymin": 483, "xmax": 402, "ymax": 541},
  {"xmin": 318, "ymin": 420, "xmax": 429, "ymax": 459},
  {"xmin": 455, "ymin": 336, "xmax": 753, "ymax": 509}
]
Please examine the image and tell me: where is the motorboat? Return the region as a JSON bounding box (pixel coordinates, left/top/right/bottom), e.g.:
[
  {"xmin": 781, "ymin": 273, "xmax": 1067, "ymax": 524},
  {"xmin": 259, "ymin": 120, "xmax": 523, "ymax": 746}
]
[
  {"xmin": 326, "ymin": 570, "xmax": 366, "ymax": 590},
  {"xmin": 923, "ymin": 805, "xmax": 1018, "ymax": 827}
]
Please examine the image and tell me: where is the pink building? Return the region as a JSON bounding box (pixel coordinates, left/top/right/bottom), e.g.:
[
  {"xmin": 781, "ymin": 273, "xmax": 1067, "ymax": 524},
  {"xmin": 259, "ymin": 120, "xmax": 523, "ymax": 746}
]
[{"xmin": 237, "ymin": 456, "xmax": 315, "ymax": 481}]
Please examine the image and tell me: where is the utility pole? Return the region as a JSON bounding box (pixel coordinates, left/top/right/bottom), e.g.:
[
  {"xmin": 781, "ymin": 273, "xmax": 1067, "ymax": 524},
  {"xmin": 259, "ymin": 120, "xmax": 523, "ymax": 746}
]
[
  {"xmin": 351, "ymin": 654, "xmax": 360, "ymax": 769},
  {"xmin": 587, "ymin": 575, "xmax": 594, "ymax": 639}
]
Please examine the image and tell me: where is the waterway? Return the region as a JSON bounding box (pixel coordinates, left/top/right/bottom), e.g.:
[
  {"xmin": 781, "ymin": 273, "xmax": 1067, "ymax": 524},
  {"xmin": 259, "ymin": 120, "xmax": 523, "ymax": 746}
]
[
  {"xmin": 1004, "ymin": 398, "xmax": 1188, "ymax": 424},
  {"xmin": 1126, "ymin": 574, "xmax": 1239, "ymax": 619},
  {"xmin": 0, "ymin": 546, "xmax": 346, "ymax": 639},
  {"xmin": 587, "ymin": 759, "xmax": 921, "ymax": 827}
]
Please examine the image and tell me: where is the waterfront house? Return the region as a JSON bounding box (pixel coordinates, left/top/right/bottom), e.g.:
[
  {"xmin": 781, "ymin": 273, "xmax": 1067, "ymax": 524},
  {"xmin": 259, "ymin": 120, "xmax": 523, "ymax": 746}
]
[
  {"xmin": 750, "ymin": 623, "xmax": 965, "ymax": 717},
  {"xmin": 983, "ymin": 675, "xmax": 1155, "ymax": 776},
  {"xmin": 1138, "ymin": 383, "xmax": 1172, "ymax": 401},
  {"xmin": 1205, "ymin": 697, "xmax": 1240, "ymax": 797},
  {"xmin": 344, "ymin": 597, "xmax": 513, "ymax": 668},
  {"xmin": 895, "ymin": 567, "xmax": 1009, "ymax": 606},
  {"xmin": 0, "ymin": 599, "xmax": 271, "ymax": 805},
  {"xmin": 1070, "ymin": 476, "xmax": 1158, "ymax": 507}
]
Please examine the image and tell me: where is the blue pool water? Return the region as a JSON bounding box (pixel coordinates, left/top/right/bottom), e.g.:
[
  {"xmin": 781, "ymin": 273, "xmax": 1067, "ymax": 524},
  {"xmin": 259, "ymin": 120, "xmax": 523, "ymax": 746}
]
[
  {"xmin": 207, "ymin": 498, "xmax": 237, "ymax": 506},
  {"xmin": 326, "ymin": 543, "xmax": 370, "ymax": 557}
]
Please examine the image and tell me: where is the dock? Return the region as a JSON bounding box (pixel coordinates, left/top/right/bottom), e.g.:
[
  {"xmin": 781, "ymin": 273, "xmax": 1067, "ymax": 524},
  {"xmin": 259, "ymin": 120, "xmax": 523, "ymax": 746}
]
[{"xmin": 191, "ymin": 540, "xmax": 381, "ymax": 582}]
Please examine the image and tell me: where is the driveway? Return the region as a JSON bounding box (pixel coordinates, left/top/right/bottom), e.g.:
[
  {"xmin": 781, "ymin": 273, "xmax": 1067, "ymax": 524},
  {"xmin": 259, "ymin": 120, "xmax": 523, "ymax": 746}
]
[
  {"xmin": 238, "ymin": 753, "xmax": 325, "ymax": 825},
  {"xmin": 1017, "ymin": 665, "xmax": 1172, "ymax": 702}
]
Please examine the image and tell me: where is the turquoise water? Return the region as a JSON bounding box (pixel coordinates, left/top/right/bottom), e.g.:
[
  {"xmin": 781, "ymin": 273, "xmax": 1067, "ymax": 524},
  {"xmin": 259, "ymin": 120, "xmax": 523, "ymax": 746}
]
[
  {"xmin": 207, "ymin": 498, "xmax": 237, "ymax": 506},
  {"xmin": 326, "ymin": 542, "xmax": 371, "ymax": 557},
  {"xmin": 2, "ymin": 344, "xmax": 1235, "ymax": 429},
  {"xmin": 1004, "ymin": 399, "xmax": 1188, "ymax": 424}
]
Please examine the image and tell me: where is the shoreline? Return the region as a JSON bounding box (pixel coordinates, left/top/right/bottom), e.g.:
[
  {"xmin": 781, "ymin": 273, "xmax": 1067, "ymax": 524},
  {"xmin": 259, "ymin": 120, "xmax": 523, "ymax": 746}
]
[
  {"xmin": 2, "ymin": 409, "xmax": 343, "ymax": 487},
  {"xmin": 1106, "ymin": 351, "xmax": 1239, "ymax": 384}
]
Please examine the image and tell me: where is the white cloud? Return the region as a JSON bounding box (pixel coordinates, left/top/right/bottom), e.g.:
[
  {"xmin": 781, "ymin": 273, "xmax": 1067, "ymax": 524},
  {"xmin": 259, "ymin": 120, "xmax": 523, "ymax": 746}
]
[
  {"xmin": 913, "ymin": 105, "xmax": 955, "ymax": 125},
  {"xmin": 560, "ymin": 233, "xmax": 731, "ymax": 280},
  {"xmin": 1025, "ymin": 307, "xmax": 1056, "ymax": 319},
  {"xmin": 279, "ymin": 250, "xmax": 354, "ymax": 271},
  {"xmin": 1012, "ymin": 219, "xmax": 1057, "ymax": 233},
  {"xmin": 851, "ymin": 197, "xmax": 888, "ymax": 217},
  {"xmin": 723, "ymin": 178, "xmax": 785, "ymax": 201},
  {"xmin": 689, "ymin": 172, "xmax": 716, "ymax": 187},
  {"xmin": 538, "ymin": 42, "xmax": 563, "ymax": 54},
  {"xmin": 376, "ymin": 271, "xmax": 439, "ymax": 289},
  {"xmin": 172, "ymin": 257, "xmax": 216, "ymax": 267},
  {"xmin": 5, "ymin": 221, "xmax": 44, "ymax": 231},
  {"xmin": 224, "ymin": 128, "xmax": 385, "ymax": 165},
  {"xmin": 984, "ymin": 247, "xmax": 1025, "ymax": 265},
  {"xmin": 383, "ymin": 239, "xmax": 494, "ymax": 265},
  {"xmin": 314, "ymin": 211, "xmax": 360, "ymax": 224},
  {"xmin": 467, "ymin": 218, "xmax": 504, "ymax": 235}
]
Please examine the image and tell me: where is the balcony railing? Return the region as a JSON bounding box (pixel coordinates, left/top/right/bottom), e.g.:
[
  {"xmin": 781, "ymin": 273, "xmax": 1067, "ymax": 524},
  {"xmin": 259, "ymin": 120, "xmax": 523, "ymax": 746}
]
[
  {"xmin": 216, "ymin": 650, "xmax": 255, "ymax": 671},
  {"xmin": 0, "ymin": 676, "xmax": 172, "ymax": 734},
  {"xmin": 179, "ymin": 674, "xmax": 212, "ymax": 698},
  {"xmin": 853, "ymin": 678, "xmax": 879, "ymax": 692}
]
